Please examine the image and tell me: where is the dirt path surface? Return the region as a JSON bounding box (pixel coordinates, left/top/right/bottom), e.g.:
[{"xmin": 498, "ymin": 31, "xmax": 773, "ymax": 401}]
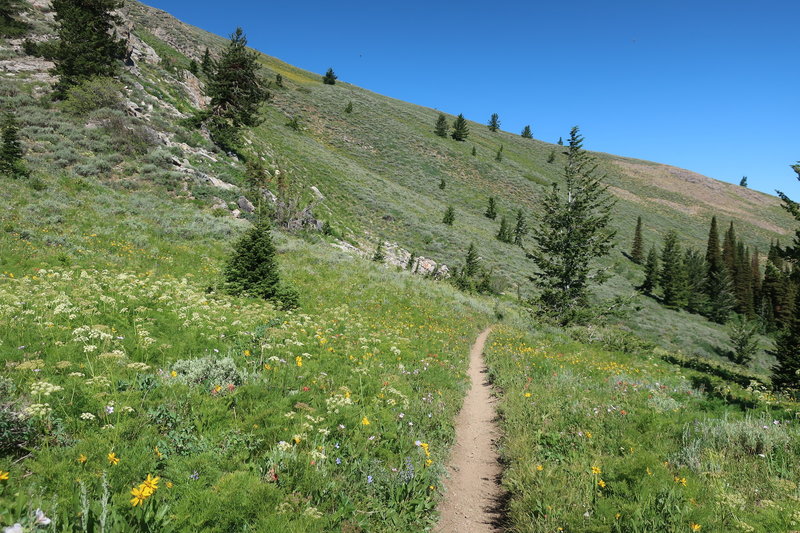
[{"xmin": 435, "ymin": 327, "xmax": 505, "ymax": 533}]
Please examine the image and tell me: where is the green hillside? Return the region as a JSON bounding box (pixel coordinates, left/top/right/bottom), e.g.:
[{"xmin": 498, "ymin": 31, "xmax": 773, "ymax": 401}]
[{"xmin": 1, "ymin": 1, "xmax": 799, "ymax": 531}]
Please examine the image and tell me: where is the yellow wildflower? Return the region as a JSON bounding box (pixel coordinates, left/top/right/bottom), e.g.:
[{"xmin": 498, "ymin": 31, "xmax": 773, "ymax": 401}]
[
  {"xmin": 598, "ymin": 479, "xmax": 606, "ymax": 488},
  {"xmin": 107, "ymin": 452, "xmax": 120, "ymax": 466},
  {"xmin": 130, "ymin": 485, "xmax": 148, "ymax": 507},
  {"xmin": 142, "ymin": 474, "xmax": 160, "ymax": 492},
  {"xmin": 77, "ymin": 454, "xmax": 87, "ymax": 464},
  {"xmin": 536, "ymin": 464, "xmax": 543, "ymax": 471},
  {"xmin": 524, "ymin": 392, "xmax": 532, "ymax": 398},
  {"xmin": 170, "ymin": 370, "xmax": 177, "ymax": 378},
  {"xmin": 154, "ymin": 447, "xmax": 163, "ymax": 459},
  {"xmin": 166, "ymin": 481, "xmax": 174, "ymax": 489},
  {"xmin": 361, "ymin": 416, "xmax": 370, "ymax": 426},
  {"xmin": 0, "ymin": 471, "xmax": 9, "ymax": 481},
  {"xmin": 244, "ymin": 350, "xmax": 251, "ymax": 357},
  {"xmin": 690, "ymin": 524, "xmax": 702, "ymax": 531},
  {"xmin": 591, "ymin": 466, "xmax": 602, "ymax": 475},
  {"xmin": 674, "ymin": 476, "xmax": 687, "ymax": 486},
  {"xmin": 295, "ymin": 356, "xmax": 303, "ymax": 367}
]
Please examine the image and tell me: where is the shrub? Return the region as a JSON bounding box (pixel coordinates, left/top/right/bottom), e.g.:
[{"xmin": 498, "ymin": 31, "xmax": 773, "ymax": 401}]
[
  {"xmin": 171, "ymin": 355, "xmax": 245, "ymax": 387},
  {"xmin": 61, "ymin": 77, "xmax": 124, "ymax": 116}
]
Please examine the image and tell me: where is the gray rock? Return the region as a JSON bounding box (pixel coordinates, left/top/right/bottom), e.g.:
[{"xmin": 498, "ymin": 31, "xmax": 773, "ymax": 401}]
[{"xmin": 237, "ymin": 196, "xmax": 255, "ymax": 213}]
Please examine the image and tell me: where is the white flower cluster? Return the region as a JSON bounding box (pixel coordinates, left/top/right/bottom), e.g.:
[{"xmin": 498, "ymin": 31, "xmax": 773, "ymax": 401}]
[
  {"xmin": 85, "ymin": 376, "xmax": 111, "ymax": 387},
  {"xmin": 126, "ymin": 362, "xmax": 150, "ymax": 371},
  {"xmin": 325, "ymin": 393, "xmax": 353, "ymax": 413},
  {"xmin": 80, "ymin": 412, "xmax": 96, "ymax": 421},
  {"xmin": 24, "ymin": 403, "xmax": 52, "ymax": 417},
  {"xmin": 30, "ymin": 381, "xmax": 63, "ymax": 397}
]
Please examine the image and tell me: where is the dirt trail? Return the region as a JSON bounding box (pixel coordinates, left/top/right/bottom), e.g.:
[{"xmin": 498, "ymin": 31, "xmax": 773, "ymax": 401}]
[{"xmin": 435, "ymin": 327, "xmax": 505, "ymax": 533}]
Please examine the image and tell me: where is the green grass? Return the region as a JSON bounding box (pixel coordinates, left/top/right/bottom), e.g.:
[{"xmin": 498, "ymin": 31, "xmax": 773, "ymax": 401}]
[{"xmin": 486, "ymin": 324, "xmax": 800, "ymax": 532}]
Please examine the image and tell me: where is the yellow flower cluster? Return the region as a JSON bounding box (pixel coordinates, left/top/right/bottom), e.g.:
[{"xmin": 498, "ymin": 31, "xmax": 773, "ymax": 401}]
[{"xmin": 130, "ymin": 474, "xmax": 160, "ymax": 507}]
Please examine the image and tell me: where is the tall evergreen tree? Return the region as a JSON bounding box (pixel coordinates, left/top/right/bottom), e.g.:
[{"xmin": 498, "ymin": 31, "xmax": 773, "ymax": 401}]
[
  {"xmin": 706, "ymin": 269, "xmax": 736, "ymax": 323},
  {"xmin": 471, "ymin": 146, "xmax": 477, "ymax": 156},
  {"xmin": 722, "ymin": 221, "xmax": 738, "ymax": 275},
  {"xmin": 513, "ymin": 209, "xmax": 528, "ymax": 247},
  {"xmin": 0, "ymin": 0, "xmax": 29, "ymax": 36},
  {"xmin": 557, "ymin": 137, "xmax": 563, "ymax": 146},
  {"xmin": 520, "ymin": 125, "xmax": 533, "ymax": 138},
  {"xmin": 547, "ymin": 150, "xmax": 555, "ymax": 163},
  {"xmin": 434, "ymin": 113, "xmax": 449, "ymax": 137},
  {"xmin": 51, "ymin": 0, "xmax": 125, "ymax": 95},
  {"xmin": 484, "ymin": 197, "xmax": 497, "ymax": 220},
  {"xmin": 527, "ymin": 127, "xmax": 616, "ymax": 323},
  {"xmin": 684, "ymin": 249, "xmax": 709, "ymax": 314},
  {"xmin": 739, "ymin": 176, "xmax": 748, "ymax": 187},
  {"xmin": 733, "ymin": 241, "xmax": 754, "ymax": 316},
  {"xmin": 0, "ymin": 112, "xmax": 27, "ymax": 178},
  {"xmin": 372, "ymin": 241, "xmax": 385, "ymax": 262},
  {"xmin": 631, "ymin": 216, "xmax": 644, "ymax": 264},
  {"xmin": 752, "ymin": 249, "xmax": 762, "ymax": 314},
  {"xmin": 772, "ymin": 161, "xmax": 800, "ymax": 390},
  {"xmin": 640, "ymin": 246, "xmax": 659, "ymax": 295},
  {"xmin": 705, "ymin": 216, "xmax": 723, "ymax": 275},
  {"xmin": 495, "ymin": 144, "xmax": 503, "ymax": 162},
  {"xmin": 763, "ymin": 251, "xmax": 790, "ymax": 330},
  {"xmin": 488, "ymin": 113, "xmax": 500, "ymax": 132},
  {"xmin": 464, "ymin": 242, "xmax": 480, "ymax": 278},
  {"xmin": 322, "ymin": 67, "xmax": 337, "ymax": 85},
  {"xmin": 201, "ymin": 47, "xmax": 213, "ymax": 75},
  {"xmin": 204, "ymin": 28, "xmax": 269, "ymax": 150},
  {"xmin": 659, "ymin": 231, "xmax": 688, "ymax": 309},
  {"xmin": 451, "ymin": 114, "xmax": 469, "ymax": 141},
  {"xmin": 442, "ymin": 206, "xmax": 455, "ymax": 225}
]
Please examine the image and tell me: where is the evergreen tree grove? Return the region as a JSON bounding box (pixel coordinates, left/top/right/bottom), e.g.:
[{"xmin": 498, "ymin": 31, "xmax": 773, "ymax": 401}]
[
  {"xmin": 631, "ymin": 216, "xmax": 644, "ymax": 264},
  {"xmin": 496, "ymin": 216, "xmax": 512, "ymax": 243},
  {"xmin": 640, "ymin": 247, "xmax": 659, "ymax": 295},
  {"xmin": 451, "ymin": 114, "xmax": 469, "ymax": 141},
  {"xmin": 527, "ymin": 126, "xmax": 616, "ymax": 323},
  {"xmin": 51, "ymin": 0, "xmax": 126, "ymax": 95},
  {"xmin": 659, "ymin": 231, "xmax": 688, "ymax": 309}
]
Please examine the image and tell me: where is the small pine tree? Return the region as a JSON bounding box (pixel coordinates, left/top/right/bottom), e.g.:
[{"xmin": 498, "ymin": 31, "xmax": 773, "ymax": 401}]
[
  {"xmin": 372, "ymin": 241, "xmax": 385, "ymax": 262},
  {"xmin": 275, "ymin": 73, "xmax": 283, "ymax": 87},
  {"xmin": 739, "ymin": 176, "xmax": 748, "ymax": 187},
  {"xmin": 434, "ymin": 113, "xmax": 448, "ymax": 137},
  {"xmin": 0, "ymin": 112, "xmax": 27, "ymax": 178},
  {"xmin": 406, "ymin": 251, "xmax": 417, "ymax": 270},
  {"xmin": 773, "ymin": 290, "xmax": 800, "ymax": 390},
  {"xmin": 201, "ymin": 48, "xmax": 213, "ymax": 75},
  {"xmin": 322, "ymin": 67, "xmax": 337, "ymax": 85},
  {"xmin": 640, "ymin": 247, "xmax": 659, "ymax": 295},
  {"xmin": 442, "ymin": 206, "xmax": 455, "ymax": 225},
  {"xmin": 471, "ymin": 146, "xmax": 477, "ymax": 156},
  {"xmin": 344, "ymin": 101, "xmax": 353, "ymax": 113},
  {"xmin": 684, "ymin": 249, "xmax": 709, "ymax": 314},
  {"xmin": 496, "ymin": 216, "xmax": 512, "ymax": 243},
  {"xmin": 659, "ymin": 230, "xmax": 688, "ymax": 309},
  {"xmin": 513, "ymin": 209, "xmax": 528, "ymax": 246},
  {"xmin": 495, "ymin": 145, "xmax": 503, "ymax": 162},
  {"xmin": 547, "ymin": 150, "xmax": 555, "ymax": 163},
  {"xmin": 484, "ymin": 197, "xmax": 497, "ymax": 219},
  {"xmin": 727, "ymin": 315, "xmax": 759, "ymax": 366},
  {"xmin": 557, "ymin": 137, "xmax": 563, "ymax": 146},
  {"xmin": 521, "ymin": 125, "xmax": 533, "ymax": 138},
  {"xmin": 451, "ymin": 113, "xmax": 469, "ymax": 141},
  {"xmin": 188, "ymin": 59, "xmax": 199, "ymax": 76},
  {"xmin": 631, "ymin": 216, "xmax": 644, "ymax": 264},
  {"xmin": 439, "ymin": 177, "xmax": 446, "ymax": 190},
  {"xmin": 464, "ymin": 243, "xmax": 480, "ymax": 278},
  {"xmin": 223, "ymin": 218, "xmax": 297, "ymax": 309},
  {"xmin": 488, "ymin": 113, "xmax": 500, "ymax": 132}
]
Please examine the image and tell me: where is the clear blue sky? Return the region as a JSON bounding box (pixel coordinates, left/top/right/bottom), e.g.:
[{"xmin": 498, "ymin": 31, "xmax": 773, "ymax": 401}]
[{"xmin": 146, "ymin": 0, "xmax": 800, "ymax": 198}]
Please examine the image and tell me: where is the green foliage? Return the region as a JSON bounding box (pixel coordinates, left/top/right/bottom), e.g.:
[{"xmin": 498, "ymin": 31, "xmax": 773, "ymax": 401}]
[
  {"xmin": 658, "ymin": 230, "xmax": 688, "ymax": 308},
  {"xmin": 344, "ymin": 101, "xmax": 353, "ymax": 113},
  {"xmin": 520, "ymin": 125, "xmax": 532, "ymax": 139},
  {"xmin": 547, "ymin": 149, "xmax": 555, "ymax": 163},
  {"xmin": 452, "ymin": 243, "xmax": 495, "ymax": 294},
  {"xmin": 484, "ymin": 197, "xmax": 497, "ymax": 220},
  {"xmin": 495, "ymin": 144, "xmax": 503, "ymax": 162},
  {"xmin": 740, "ymin": 176, "xmax": 748, "ymax": 187},
  {"xmin": 285, "ymin": 115, "xmax": 301, "ymax": 132},
  {"xmin": 438, "ymin": 177, "xmax": 446, "ymax": 190},
  {"xmin": 557, "ymin": 136, "xmax": 563, "ymax": 145},
  {"xmin": 172, "ymin": 356, "xmax": 246, "ymax": 387},
  {"xmin": 204, "ymin": 28, "xmax": 270, "ymax": 151},
  {"xmin": 487, "ymin": 112, "xmax": 500, "ymax": 132},
  {"xmin": 275, "ymin": 73, "xmax": 283, "ymax": 87},
  {"xmin": 442, "ymin": 206, "xmax": 455, "ymax": 225},
  {"xmin": 684, "ymin": 249, "xmax": 709, "ymax": 314},
  {"xmin": 631, "ymin": 216, "xmax": 644, "ymax": 263},
  {"xmin": 0, "ymin": 0, "xmax": 29, "ymax": 37},
  {"xmin": 322, "ymin": 67, "xmax": 337, "ymax": 85},
  {"xmin": 450, "ymin": 113, "xmax": 469, "ymax": 141},
  {"xmin": 434, "ymin": 113, "xmax": 448, "ymax": 137},
  {"xmin": 513, "ymin": 208, "xmax": 527, "ymax": 247},
  {"xmin": 471, "ymin": 145, "xmax": 476, "ymax": 156},
  {"xmin": 51, "ymin": 0, "xmax": 126, "ymax": 96},
  {"xmin": 496, "ymin": 215, "xmax": 512, "ymax": 243},
  {"xmin": 528, "ymin": 127, "xmax": 616, "ymax": 323},
  {"xmin": 61, "ymin": 76, "xmax": 124, "ymax": 115},
  {"xmin": 727, "ymin": 315, "xmax": 759, "ymax": 366},
  {"xmin": 0, "ymin": 111, "xmax": 27, "ymax": 179},
  {"xmin": 640, "ymin": 246, "xmax": 659, "ymax": 295},
  {"xmin": 200, "ymin": 47, "xmax": 213, "ymax": 76},
  {"xmin": 372, "ymin": 240, "xmax": 385, "ymax": 262},
  {"xmin": 188, "ymin": 59, "xmax": 198, "ymax": 76}
]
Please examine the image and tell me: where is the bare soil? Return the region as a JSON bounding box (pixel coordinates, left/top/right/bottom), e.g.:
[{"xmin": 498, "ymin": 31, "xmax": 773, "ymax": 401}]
[{"xmin": 435, "ymin": 327, "xmax": 505, "ymax": 533}]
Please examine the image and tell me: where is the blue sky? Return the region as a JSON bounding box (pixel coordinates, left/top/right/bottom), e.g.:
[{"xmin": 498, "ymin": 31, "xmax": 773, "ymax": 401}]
[{"xmin": 147, "ymin": 0, "xmax": 800, "ymax": 198}]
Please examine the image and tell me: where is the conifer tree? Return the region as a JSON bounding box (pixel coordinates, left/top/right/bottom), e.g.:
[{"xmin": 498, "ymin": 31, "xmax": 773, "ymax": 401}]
[
  {"xmin": 188, "ymin": 59, "xmax": 199, "ymax": 76},
  {"xmin": 488, "ymin": 113, "xmax": 500, "ymax": 132},
  {"xmin": 434, "ymin": 113, "xmax": 448, "ymax": 137},
  {"xmin": 547, "ymin": 150, "xmax": 555, "ymax": 163},
  {"xmin": 722, "ymin": 221, "xmax": 737, "ymax": 275},
  {"xmin": 728, "ymin": 315, "xmax": 759, "ymax": 365},
  {"xmin": 521, "ymin": 125, "xmax": 533, "ymax": 138},
  {"xmin": 464, "ymin": 242, "xmax": 480, "ymax": 278},
  {"xmin": 705, "ymin": 216, "xmax": 723, "ymax": 275},
  {"xmin": 439, "ymin": 177, "xmax": 446, "ymax": 190},
  {"xmin": 739, "ymin": 176, "xmax": 748, "ymax": 187},
  {"xmin": 496, "ymin": 216, "xmax": 511, "ymax": 243},
  {"xmin": 344, "ymin": 101, "xmax": 353, "ymax": 113},
  {"xmin": 201, "ymin": 48, "xmax": 213, "ymax": 75},
  {"xmin": 275, "ymin": 73, "xmax": 283, "ymax": 87},
  {"xmin": 322, "ymin": 67, "xmax": 337, "ymax": 85},
  {"xmin": 204, "ymin": 28, "xmax": 269, "ymax": 150},
  {"xmin": 51, "ymin": 0, "xmax": 125, "ymax": 95},
  {"xmin": 659, "ymin": 230, "xmax": 688, "ymax": 309},
  {"xmin": 527, "ymin": 127, "xmax": 616, "ymax": 323},
  {"xmin": 513, "ymin": 209, "xmax": 528, "ymax": 247},
  {"xmin": 451, "ymin": 114, "xmax": 469, "ymax": 141},
  {"xmin": 0, "ymin": 112, "xmax": 27, "ymax": 178},
  {"xmin": 484, "ymin": 197, "xmax": 497, "ymax": 220},
  {"xmin": 557, "ymin": 137, "xmax": 563, "ymax": 146},
  {"xmin": 224, "ymin": 218, "xmax": 298, "ymax": 309},
  {"xmin": 495, "ymin": 144, "xmax": 503, "ymax": 162},
  {"xmin": 471, "ymin": 146, "xmax": 477, "ymax": 156},
  {"xmin": 751, "ymin": 249, "xmax": 762, "ymax": 313},
  {"xmin": 406, "ymin": 251, "xmax": 417, "ymax": 270},
  {"xmin": 771, "ymin": 161, "xmax": 800, "ymax": 389},
  {"xmin": 684, "ymin": 249, "xmax": 709, "ymax": 314},
  {"xmin": 762, "ymin": 252, "xmax": 790, "ymax": 330},
  {"xmin": 707, "ymin": 269, "xmax": 736, "ymax": 323},
  {"xmin": 372, "ymin": 241, "xmax": 385, "ymax": 262},
  {"xmin": 631, "ymin": 216, "xmax": 644, "ymax": 264},
  {"xmin": 640, "ymin": 247, "xmax": 659, "ymax": 295},
  {"xmin": 734, "ymin": 241, "xmax": 754, "ymax": 316},
  {"xmin": 0, "ymin": 0, "xmax": 29, "ymax": 36},
  {"xmin": 442, "ymin": 206, "xmax": 455, "ymax": 225}
]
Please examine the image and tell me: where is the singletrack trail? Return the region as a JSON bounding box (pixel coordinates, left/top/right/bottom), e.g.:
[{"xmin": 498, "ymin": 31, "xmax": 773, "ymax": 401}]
[{"xmin": 435, "ymin": 327, "xmax": 505, "ymax": 533}]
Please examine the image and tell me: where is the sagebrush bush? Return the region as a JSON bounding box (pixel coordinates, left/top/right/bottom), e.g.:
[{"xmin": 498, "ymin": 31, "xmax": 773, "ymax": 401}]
[
  {"xmin": 171, "ymin": 355, "xmax": 245, "ymax": 387},
  {"xmin": 61, "ymin": 77, "xmax": 125, "ymax": 116}
]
